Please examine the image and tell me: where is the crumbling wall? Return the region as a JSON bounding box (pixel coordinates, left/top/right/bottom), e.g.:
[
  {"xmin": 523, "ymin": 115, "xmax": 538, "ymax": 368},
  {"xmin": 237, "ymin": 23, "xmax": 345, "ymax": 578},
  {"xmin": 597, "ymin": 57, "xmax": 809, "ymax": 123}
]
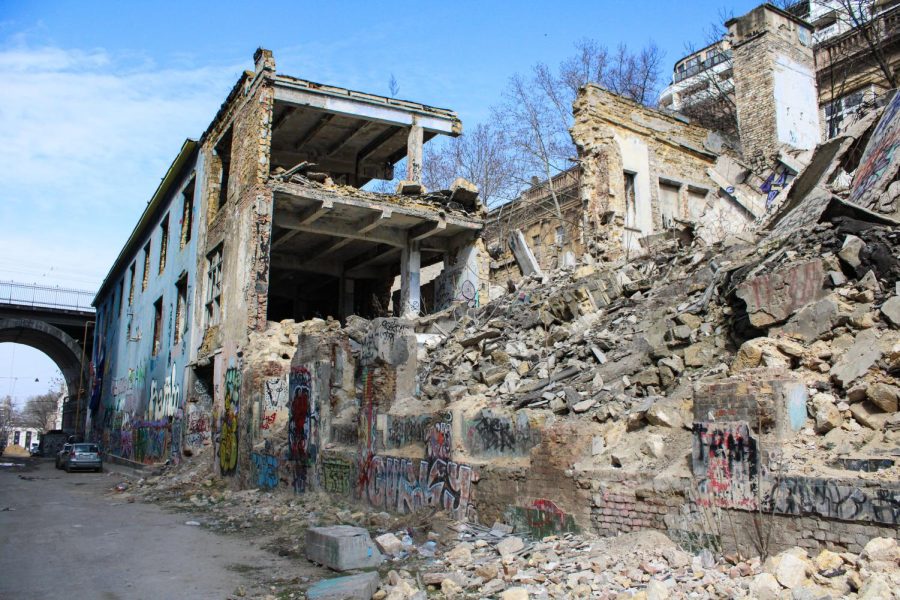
[
  {"xmin": 730, "ymin": 5, "xmax": 818, "ymax": 173},
  {"xmin": 571, "ymin": 85, "xmax": 722, "ymax": 256}
]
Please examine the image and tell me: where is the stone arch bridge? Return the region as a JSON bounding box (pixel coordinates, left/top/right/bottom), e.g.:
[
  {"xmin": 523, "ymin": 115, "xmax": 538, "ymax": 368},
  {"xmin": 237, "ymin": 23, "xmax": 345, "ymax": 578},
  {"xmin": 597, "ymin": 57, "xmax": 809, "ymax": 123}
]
[{"xmin": 0, "ymin": 281, "xmax": 94, "ymax": 435}]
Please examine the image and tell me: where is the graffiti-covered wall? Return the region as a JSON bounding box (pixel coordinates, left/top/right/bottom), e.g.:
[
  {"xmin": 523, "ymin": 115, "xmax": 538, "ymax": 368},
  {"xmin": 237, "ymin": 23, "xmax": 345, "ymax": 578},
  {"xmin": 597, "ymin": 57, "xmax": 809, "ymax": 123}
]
[{"xmin": 88, "ymin": 143, "xmax": 202, "ymax": 465}]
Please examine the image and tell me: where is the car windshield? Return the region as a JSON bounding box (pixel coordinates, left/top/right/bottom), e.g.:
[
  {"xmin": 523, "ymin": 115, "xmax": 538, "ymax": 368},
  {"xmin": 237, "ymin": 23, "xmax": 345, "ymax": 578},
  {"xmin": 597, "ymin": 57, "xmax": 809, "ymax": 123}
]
[{"xmin": 74, "ymin": 444, "xmax": 99, "ymax": 453}]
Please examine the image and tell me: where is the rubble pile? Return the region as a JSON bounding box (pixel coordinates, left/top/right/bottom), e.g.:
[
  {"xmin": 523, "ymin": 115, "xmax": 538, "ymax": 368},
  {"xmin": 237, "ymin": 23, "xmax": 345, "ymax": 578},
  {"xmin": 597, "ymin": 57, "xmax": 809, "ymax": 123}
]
[
  {"xmin": 415, "ymin": 213, "xmax": 900, "ymax": 478},
  {"xmin": 389, "ymin": 529, "xmax": 900, "ymax": 600}
]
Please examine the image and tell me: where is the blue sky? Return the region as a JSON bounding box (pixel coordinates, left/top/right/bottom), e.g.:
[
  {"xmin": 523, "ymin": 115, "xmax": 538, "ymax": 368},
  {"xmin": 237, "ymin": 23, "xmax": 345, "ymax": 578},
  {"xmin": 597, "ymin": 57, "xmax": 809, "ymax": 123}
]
[{"xmin": 0, "ymin": 0, "xmax": 759, "ymax": 405}]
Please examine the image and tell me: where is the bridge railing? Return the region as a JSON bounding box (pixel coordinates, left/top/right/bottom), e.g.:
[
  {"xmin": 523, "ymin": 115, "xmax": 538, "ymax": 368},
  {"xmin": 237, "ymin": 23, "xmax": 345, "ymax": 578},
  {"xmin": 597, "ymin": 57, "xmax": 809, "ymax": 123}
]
[{"xmin": 0, "ymin": 281, "xmax": 96, "ymax": 312}]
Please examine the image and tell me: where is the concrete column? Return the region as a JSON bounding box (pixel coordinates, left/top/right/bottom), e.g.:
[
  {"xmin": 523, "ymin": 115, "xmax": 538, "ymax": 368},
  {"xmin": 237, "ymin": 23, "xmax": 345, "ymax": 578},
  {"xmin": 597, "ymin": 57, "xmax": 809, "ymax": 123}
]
[
  {"xmin": 400, "ymin": 241, "xmax": 421, "ymax": 318},
  {"xmin": 339, "ymin": 277, "xmax": 354, "ymax": 320},
  {"xmin": 406, "ymin": 118, "xmax": 423, "ymax": 184}
]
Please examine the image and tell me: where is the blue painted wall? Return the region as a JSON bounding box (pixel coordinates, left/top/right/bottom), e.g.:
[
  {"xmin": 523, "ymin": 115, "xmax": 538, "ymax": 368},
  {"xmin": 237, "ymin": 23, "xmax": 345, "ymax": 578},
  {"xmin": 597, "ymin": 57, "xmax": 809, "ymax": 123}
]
[{"xmin": 89, "ymin": 150, "xmax": 201, "ymax": 464}]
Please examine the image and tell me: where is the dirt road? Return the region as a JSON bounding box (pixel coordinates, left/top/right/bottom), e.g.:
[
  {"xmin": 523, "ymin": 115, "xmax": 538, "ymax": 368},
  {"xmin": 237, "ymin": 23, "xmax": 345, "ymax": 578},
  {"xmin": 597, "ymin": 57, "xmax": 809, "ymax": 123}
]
[{"xmin": 0, "ymin": 457, "xmax": 323, "ymax": 599}]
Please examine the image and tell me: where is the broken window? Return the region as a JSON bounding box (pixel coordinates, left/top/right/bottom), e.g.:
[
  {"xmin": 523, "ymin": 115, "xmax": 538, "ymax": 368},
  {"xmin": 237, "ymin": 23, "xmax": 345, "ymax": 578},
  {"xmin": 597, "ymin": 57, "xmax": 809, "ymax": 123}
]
[
  {"xmin": 205, "ymin": 246, "xmax": 223, "ymax": 327},
  {"xmin": 624, "ymin": 172, "xmax": 637, "ymax": 229},
  {"xmin": 128, "ymin": 263, "xmax": 136, "ymax": 306},
  {"xmin": 142, "ymin": 241, "xmax": 151, "ymax": 291},
  {"xmin": 181, "ymin": 178, "xmax": 195, "ymax": 248},
  {"xmin": 214, "ymin": 127, "xmax": 233, "ymax": 215},
  {"xmin": 152, "ymin": 296, "xmax": 163, "ymax": 356},
  {"xmin": 174, "ymin": 274, "xmax": 188, "ymax": 345},
  {"xmin": 158, "ymin": 214, "xmax": 169, "ymax": 274},
  {"xmin": 118, "ymin": 279, "xmax": 124, "ymax": 316},
  {"xmin": 659, "ymin": 181, "xmax": 681, "ymax": 229}
]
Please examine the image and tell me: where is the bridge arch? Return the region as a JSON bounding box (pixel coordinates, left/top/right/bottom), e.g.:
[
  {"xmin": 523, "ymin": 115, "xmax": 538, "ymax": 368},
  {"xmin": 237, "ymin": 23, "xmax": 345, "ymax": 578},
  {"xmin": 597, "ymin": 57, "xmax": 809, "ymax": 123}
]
[{"xmin": 0, "ymin": 318, "xmax": 87, "ymax": 413}]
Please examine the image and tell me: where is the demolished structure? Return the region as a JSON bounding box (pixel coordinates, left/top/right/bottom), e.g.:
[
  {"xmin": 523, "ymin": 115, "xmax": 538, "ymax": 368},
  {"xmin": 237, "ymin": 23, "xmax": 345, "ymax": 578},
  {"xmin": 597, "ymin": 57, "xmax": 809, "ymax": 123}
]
[{"xmin": 88, "ymin": 5, "xmax": 900, "ymax": 599}]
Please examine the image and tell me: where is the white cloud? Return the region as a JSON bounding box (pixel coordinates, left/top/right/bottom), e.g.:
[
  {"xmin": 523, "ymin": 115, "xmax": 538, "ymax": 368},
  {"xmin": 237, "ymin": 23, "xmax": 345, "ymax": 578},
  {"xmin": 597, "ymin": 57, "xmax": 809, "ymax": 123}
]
[{"xmin": 0, "ymin": 42, "xmax": 244, "ymax": 292}]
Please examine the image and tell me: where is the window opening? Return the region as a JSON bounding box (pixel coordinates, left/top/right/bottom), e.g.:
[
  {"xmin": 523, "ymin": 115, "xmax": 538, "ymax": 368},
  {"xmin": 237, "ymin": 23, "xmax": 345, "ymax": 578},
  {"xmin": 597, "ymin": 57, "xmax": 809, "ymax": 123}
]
[
  {"xmin": 152, "ymin": 297, "xmax": 163, "ymax": 356},
  {"xmin": 205, "ymin": 246, "xmax": 223, "ymax": 327},
  {"xmin": 214, "ymin": 127, "xmax": 233, "ymax": 214},
  {"xmin": 159, "ymin": 214, "xmax": 169, "ymax": 274},
  {"xmin": 128, "ymin": 263, "xmax": 136, "ymax": 306},
  {"xmin": 175, "ymin": 275, "xmax": 188, "ymax": 345},
  {"xmin": 142, "ymin": 241, "xmax": 151, "ymax": 291},
  {"xmin": 181, "ymin": 178, "xmax": 195, "ymax": 248},
  {"xmin": 624, "ymin": 172, "xmax": 637, "ymax": 229}
]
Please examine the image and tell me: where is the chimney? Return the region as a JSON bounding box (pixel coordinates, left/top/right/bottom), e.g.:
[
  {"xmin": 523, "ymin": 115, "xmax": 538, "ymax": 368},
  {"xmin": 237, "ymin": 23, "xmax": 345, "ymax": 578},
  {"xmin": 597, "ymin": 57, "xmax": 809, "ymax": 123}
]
[{"xmin": 727, "ymin": 4, "xmax": 819, "ymax": 173}]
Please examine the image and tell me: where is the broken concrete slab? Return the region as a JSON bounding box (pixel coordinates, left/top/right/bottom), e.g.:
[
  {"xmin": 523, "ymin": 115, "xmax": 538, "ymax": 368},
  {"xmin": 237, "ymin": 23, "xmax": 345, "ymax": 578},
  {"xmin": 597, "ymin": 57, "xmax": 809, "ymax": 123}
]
[
  {"xmin": 307, "ymin": 572, "xmax": 380, "ymax": 600},
  {"xmin": 735, "ymin": 259, "xmax": 827, "ymax": 328},
  {"xmin": 830, "ymin": 329, "xmax": 883, "ymax": 388},
  {"xmin": 780, "ymin": 296, "xmax": 838, "ymax": 343},
  {"xmin": 880, "ymin": 296, "xmax": 900, "ymax": 328},
  {"xmin": 306, "ymin": 526, "xmax": 383, "ymax": 571}
]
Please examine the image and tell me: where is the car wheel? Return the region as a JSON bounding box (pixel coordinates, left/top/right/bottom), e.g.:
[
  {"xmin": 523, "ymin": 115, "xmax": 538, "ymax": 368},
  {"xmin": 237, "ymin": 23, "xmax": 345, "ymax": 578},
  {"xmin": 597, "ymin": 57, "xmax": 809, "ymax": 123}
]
[
  {"xmin": 96, "ymin": 466, "xmax": 103, "ymax": 473},
  {"xmin": 64, "ymin": 464, "xmax": 71, "ymax": 473}
]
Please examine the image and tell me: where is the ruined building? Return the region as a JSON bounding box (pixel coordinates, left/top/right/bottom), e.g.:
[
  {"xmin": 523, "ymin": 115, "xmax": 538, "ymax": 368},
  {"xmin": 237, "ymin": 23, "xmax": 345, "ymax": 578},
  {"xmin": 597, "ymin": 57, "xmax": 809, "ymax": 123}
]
[
  {"xmin": 662, "ymin": 1, "xmax": 900, "ymax": 141},
  {"xmin": 88, "ymin": 49, "xmax": 486, "ymax": 464},
  {"xmin": 487, "ymin": 4, "xmax": 818, "ymax": 286},
  {"xmin": 87, "ymin": 20, "xmax": 900, "ymax": 599}
]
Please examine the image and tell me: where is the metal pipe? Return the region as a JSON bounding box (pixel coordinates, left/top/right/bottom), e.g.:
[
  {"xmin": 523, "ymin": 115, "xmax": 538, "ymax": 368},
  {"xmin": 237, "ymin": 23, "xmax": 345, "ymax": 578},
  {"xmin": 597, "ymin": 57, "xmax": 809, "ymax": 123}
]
[{"xmin": 75, "ymin": 320, "xmax": 95, "ymax": 438}]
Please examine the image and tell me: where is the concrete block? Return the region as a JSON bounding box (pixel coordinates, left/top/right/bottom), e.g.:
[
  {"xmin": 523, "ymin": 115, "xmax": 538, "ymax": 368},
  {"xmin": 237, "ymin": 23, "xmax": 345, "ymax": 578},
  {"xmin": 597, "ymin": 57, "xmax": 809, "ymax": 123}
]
[
  {"xmin": 307, "ymin": 572, "xmax": 380, "ymax": 600},
  {"xmin": 306, "ymin": 526, "xmax": 383, "ymax": 572}
]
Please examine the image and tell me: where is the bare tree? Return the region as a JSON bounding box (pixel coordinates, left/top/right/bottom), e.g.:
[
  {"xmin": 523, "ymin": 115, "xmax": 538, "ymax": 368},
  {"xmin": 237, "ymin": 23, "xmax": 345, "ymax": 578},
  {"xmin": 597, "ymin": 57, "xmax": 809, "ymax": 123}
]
[
  {"xmin": 21, "ymin": 391, "xmax": 60, "ymax": 433},
  {"xmin": 0, "ymin": 396, "xmax": 15, "ymax": 447},
  {"xmin": 422, "ymin": 122, "xmax": 518, "ymax": 209},
  {"xmin": 493, "ymin": 38, "xmax": 664, "ymax": 221}
]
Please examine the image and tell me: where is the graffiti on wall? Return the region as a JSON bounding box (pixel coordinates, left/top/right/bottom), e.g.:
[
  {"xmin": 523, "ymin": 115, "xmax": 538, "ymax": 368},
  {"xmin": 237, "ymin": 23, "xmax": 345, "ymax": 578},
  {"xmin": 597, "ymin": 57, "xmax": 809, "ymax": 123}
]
[
  {"xmin": 850, "ymin": 90, "xmax": 900, "ymax": 209},
  {"xmin": 425, "ymin": 414, "xmax": 452, "ymax": 462},
  {"xmin": 358, "ymin": 403, "xmax": 477, "ymax": 519},
  {"xmin": 692, "ymin": 421, "xmax": 759, "ymax": 509},
  {"xmin": 193, "ymin": 378, "xmax": 213, "ymax": 404},
  {"xmin": 435, "ymin": 266, "xmax": 479, "ymax": 310},
  {"xmin": 357, "ymin": 367, "xmax": 379, "ymax": 491},
  {"xmin": 385, "ymin": 415, "xmax": 432, "ymax": 449},
  {"xmin": 322, "ymin": 456, "xmax": 355, "ymax": 495},
  {"xmin": 185, "ymin": 403, "xmax": 211, "ymax": 450},
  {"xmin": 218, "ymin": 367, "xmax": 240, "ymax": 476},
  {"xmin": 250, "ymin": 452, "xmax": 280, "ymax": 490},
  {"xmin": 288, "ymin": 366, "xmax": 318, "ymax": 493},
  {"xmin": 360, "ymin": 320, "xmax": 408, "ymax": 366},
  {"xmin": 465, "ymin": 410, "xmax": 540, "ymax": 457},
  {"xmin": 261, "ymin": 376, "xmax": 287, "ymax": 430},
  {"xmin": 360, "ymin": 455, "xmax": 478, "ymax": 520},
  {"xmin": 132, "ymin": 418, "xmax": 170, "ymax": 463},
  {"xmin": 505, "ymin": 499, "xmax": 579, "ymax": 539},
  {"xmin": 111, "ymin": 363, "xmax": 147, "ymax": 396},
  {"xmin": 765, "ymin": 476, "xmax": 899, "ymax": 525},
  {"xmin": 149, "ymin": 364, "xmax": 182, "ymax": 420}
]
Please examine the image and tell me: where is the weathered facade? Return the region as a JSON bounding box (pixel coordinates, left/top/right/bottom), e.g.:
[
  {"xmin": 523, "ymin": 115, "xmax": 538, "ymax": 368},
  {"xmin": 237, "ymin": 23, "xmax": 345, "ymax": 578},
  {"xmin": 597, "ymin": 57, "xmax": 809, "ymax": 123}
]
[{"xmin": 89, "ymin": 50, "xmax": 486, "ymax": 473}]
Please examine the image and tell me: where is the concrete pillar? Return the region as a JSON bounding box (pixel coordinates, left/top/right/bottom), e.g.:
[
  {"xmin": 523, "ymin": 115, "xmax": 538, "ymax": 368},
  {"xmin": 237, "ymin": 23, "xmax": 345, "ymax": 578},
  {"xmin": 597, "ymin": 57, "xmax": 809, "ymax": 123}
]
[
  {"xmin": 406, "ymin": 118, "xmax": 423, "ymax": 184},
  {"xmin": 339, "ymin": 277, "xmax": 354, "ymax": 320},
  {"xmin": 400, "ymin": 241, "xmax": 421, "ymax": 317}
]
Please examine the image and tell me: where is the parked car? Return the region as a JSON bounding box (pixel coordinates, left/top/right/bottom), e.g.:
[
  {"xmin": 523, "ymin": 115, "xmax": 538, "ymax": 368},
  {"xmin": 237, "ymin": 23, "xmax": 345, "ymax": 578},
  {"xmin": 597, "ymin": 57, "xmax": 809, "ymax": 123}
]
[
  {"xmin": 29, "ymin": 443, "xmax": 40, "ymax": 456},
  {"xmin": 58, "ymin": 443, "xmax": 102, "ymax": 473},
  {"xmin": 55, "ymin": 443, "xmax": 72, "ymax": 469}
]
